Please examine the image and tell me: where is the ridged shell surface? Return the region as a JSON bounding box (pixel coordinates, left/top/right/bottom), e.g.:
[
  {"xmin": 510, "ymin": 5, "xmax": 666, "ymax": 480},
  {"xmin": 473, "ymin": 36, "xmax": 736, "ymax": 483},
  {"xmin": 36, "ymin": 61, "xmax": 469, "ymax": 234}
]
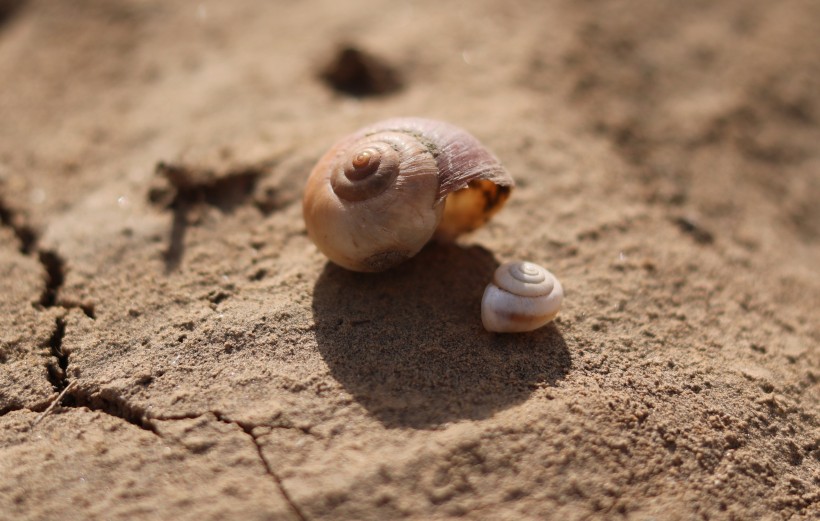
[{"xmin": 481, "ymin": 261, "xmax": 564, "ymax": 333}]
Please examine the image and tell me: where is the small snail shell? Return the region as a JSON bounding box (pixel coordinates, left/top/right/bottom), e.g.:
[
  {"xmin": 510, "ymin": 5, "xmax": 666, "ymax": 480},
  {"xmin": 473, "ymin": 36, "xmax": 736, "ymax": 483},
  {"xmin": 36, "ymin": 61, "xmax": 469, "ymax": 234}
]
[
  {"xmin": 481, "ymin": 261, "xmax": 564, "ymax": 333},
  {"xmin": 303, "ymin": 118, "xmax": 514, "ymax": 272}
]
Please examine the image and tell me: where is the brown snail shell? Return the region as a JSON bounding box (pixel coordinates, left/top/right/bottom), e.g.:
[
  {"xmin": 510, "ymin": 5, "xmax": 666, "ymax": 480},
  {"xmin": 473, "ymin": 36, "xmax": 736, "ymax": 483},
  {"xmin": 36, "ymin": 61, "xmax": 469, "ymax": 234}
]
[{"xmin": 303, "ymin": 118, "xmax": 514, "ymax": 272}]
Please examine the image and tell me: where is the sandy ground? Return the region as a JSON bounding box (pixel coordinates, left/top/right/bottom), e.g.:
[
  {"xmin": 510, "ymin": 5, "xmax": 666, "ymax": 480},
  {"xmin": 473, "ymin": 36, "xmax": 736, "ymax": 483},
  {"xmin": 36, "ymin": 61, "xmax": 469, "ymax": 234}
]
[{"xmin": 1, "ymin": 1, "xmax": 818, "ymax": 519}]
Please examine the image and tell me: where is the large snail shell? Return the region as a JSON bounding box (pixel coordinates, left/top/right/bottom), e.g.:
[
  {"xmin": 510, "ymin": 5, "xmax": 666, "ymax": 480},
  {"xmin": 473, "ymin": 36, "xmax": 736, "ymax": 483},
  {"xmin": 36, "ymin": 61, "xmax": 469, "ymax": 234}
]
[
  {"xmin": 303, "ymin": 118, "xmax": 514, "ymax": 272},
  {"xmin": 481, "ymin": 261, "xmax": 564, "ymax": 333}
]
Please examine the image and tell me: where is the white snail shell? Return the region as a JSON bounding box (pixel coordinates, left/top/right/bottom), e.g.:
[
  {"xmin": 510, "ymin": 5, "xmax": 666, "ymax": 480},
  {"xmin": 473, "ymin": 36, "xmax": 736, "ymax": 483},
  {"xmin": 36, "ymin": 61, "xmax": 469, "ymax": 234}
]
[
  {"xmin": 481, "ymin": 261, "xmax": 564, "ymax": 333},
  {"xmin": 303, "ymin": 118, "xmax": 514, "ymax": 272}
]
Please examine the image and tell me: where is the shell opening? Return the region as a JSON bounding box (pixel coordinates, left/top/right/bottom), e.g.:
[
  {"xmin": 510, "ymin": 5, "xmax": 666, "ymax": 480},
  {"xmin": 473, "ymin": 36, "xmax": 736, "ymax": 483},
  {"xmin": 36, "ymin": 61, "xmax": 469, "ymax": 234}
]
[{"xmin": 434, "ymin": 180, "xmax": 512, "ymax": 241}]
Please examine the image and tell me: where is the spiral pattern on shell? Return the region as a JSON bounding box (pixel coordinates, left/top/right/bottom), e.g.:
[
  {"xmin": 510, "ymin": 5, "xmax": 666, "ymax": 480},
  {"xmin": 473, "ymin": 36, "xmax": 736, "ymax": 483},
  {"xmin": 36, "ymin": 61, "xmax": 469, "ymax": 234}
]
[
  {"xmin": 329, "ymin": 135, "xmax": 404, "ymax": 202},
  {"xmin": 481, "ymin": 261, "xmax": 564, "ymax": 333},
  {"xmin": 303, "ymin": 118, "xmax": 514, "ymax": 272}
]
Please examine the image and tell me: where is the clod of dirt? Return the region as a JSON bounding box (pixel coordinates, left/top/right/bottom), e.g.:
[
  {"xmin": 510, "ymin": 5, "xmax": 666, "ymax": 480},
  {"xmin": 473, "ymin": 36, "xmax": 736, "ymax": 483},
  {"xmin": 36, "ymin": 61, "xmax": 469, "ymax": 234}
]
[
  {"xmin": 148, "ymin": 162, "xmax": 262, "ymax": 211},
  {"xmin": 320, "ymin": 45, "xmax": 402, "ymax": 97},
  {"xmin": 149, "ymin": 161, "xmax": 266, "ymax": 272},
  {"xmin": 0, "ymin": 0, "xmax": 25, "ymax": 28}
]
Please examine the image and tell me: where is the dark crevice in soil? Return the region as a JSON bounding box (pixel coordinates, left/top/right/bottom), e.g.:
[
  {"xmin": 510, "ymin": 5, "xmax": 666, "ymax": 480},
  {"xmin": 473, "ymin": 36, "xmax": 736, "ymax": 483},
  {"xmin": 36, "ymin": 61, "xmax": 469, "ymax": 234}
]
[
  {"xmin": 45, "ymin": 317, "xmax": 68, "ymax": 391},
  {"xmin": 37, "ymin": 248, "xmax": 95, "ymax": 318},
  {"xmin": 17, "ymin": 383, "xmax": 159, "ymax": 435},
  {"xmin": 0, "ymin": 404, "xmax": 23, "ymax": 416},
  {"xmin": 37, "ymin": 249, "xmax": 87, "ymax": 400},
  {"xmin": 64, "ymin": 387, "xmax": 158, "ymax": 434},
  {"xmin": 0, "ymin": 196, "xmax": 37, "ymax": 254},
  {"xmin": 0, "ymin": 201, "xmax": 96, "ymax": 316},
  {"xmin": 0, "ymin": 398, "xmax": 51, "ymax": 417},
  {"xmin": 38, "ymin": 250, "xmax": 65, "ymax": 307},
  {"xmin": 0, "ymin": 198, "xmax": 99, "ymax": 407},
  {"xmin": 0, "ymin": 196, "xmax": 71, "ymax": 405},
  {"xmin": 27, "ymin": 384, "xmax": 159, "ymax": 435},
  {"xmin": 214, "ymin": 413, "xmax": 309, "ymax": 521}
]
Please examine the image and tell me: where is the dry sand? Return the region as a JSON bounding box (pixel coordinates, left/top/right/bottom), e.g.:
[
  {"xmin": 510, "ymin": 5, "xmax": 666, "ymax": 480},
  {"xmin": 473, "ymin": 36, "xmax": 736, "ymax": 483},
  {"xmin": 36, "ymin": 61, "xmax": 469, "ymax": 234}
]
[{"xmin": 1, "ymin": 1, "xmax": 818, "ymax": 519}]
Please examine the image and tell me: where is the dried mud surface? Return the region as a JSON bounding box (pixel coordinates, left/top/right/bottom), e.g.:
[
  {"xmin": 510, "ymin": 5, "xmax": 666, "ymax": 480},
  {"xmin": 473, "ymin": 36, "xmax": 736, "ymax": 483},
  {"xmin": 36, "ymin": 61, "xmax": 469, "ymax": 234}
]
[{"xmin": 1, "ymin": 1, "xmax": 818, "ymax": 520}]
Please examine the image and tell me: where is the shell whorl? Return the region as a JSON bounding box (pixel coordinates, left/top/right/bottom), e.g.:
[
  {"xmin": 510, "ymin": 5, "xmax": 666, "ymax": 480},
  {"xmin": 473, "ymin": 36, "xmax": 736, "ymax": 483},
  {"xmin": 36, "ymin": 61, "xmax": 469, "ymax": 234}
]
[
  {"xmin": 481, "ymin": 261, "xmax": 564, "ymax": 333},
  {"xmin": 494, "ymin": 261, "xmax": 555, "ymax": 297},
  {"xmin": 329, "ymin": 134, "xmax": 406, "ymax": 202}
]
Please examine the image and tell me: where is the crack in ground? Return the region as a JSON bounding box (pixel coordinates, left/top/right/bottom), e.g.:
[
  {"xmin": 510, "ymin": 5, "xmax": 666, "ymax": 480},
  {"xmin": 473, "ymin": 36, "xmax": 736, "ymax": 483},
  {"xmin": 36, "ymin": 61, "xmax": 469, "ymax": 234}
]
[
  {"xmin": 22, "ymin": 378, "xmax": 160, "ymax": 435},
  {"xmin": 61, "ymin": 385, "xmax": 159, "ymax": 435},
  {"xmin": 44, "ymin": 317, "xmax": 68, "ymax": 391},
  {"xmin": 151, "ymin": 411, "xmax": 317, "ymax": 437},
  {"xmin": 38, "ymin": 249, "xmax": 65, "ymax": 308},
  {"xmin": 0, "ymin": 397, "xmax": 52, "ymax": 417},
  {"xmin": 214, "ymin": 413, "xmax": 309, "ymax": 521},
  {"xmin": 19, "ymin": 397, "xmax": 318, "ymax": 521},
  {"xmin": 0, "ymin": 196, "xmax": 37, "ymax": 254},
  {"xmin": 38, "ymin": 249, "xmax": 93, "ymax": 397},
  {"xmin": 36, "ymin": 248, "xmax": 95, "ymax": 318},
  {"xmin": 0, "ymin": 198, "xmax": 96, "ymax": 404},
  {"xmin": 147, "ymin": 410, "xmax": 310, "ymax": 520},
  {"xmin": 22, "ymin": 398, "xmax": 309, "ymax": 520},
  {"xmin": 5, "ymin": 185, "xmax": 306, "ymax": 519},
  {"xmin": 0, "ymin": 199, "xmax": 70, "ymax": 399}
]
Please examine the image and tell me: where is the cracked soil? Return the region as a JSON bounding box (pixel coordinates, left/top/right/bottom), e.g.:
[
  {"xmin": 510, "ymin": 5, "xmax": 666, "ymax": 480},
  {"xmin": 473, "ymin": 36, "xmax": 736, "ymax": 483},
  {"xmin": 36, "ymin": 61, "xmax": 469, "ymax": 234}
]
[{"xmin": 1, "ymin": 1, "xmax": 819, "ymax": 520}]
